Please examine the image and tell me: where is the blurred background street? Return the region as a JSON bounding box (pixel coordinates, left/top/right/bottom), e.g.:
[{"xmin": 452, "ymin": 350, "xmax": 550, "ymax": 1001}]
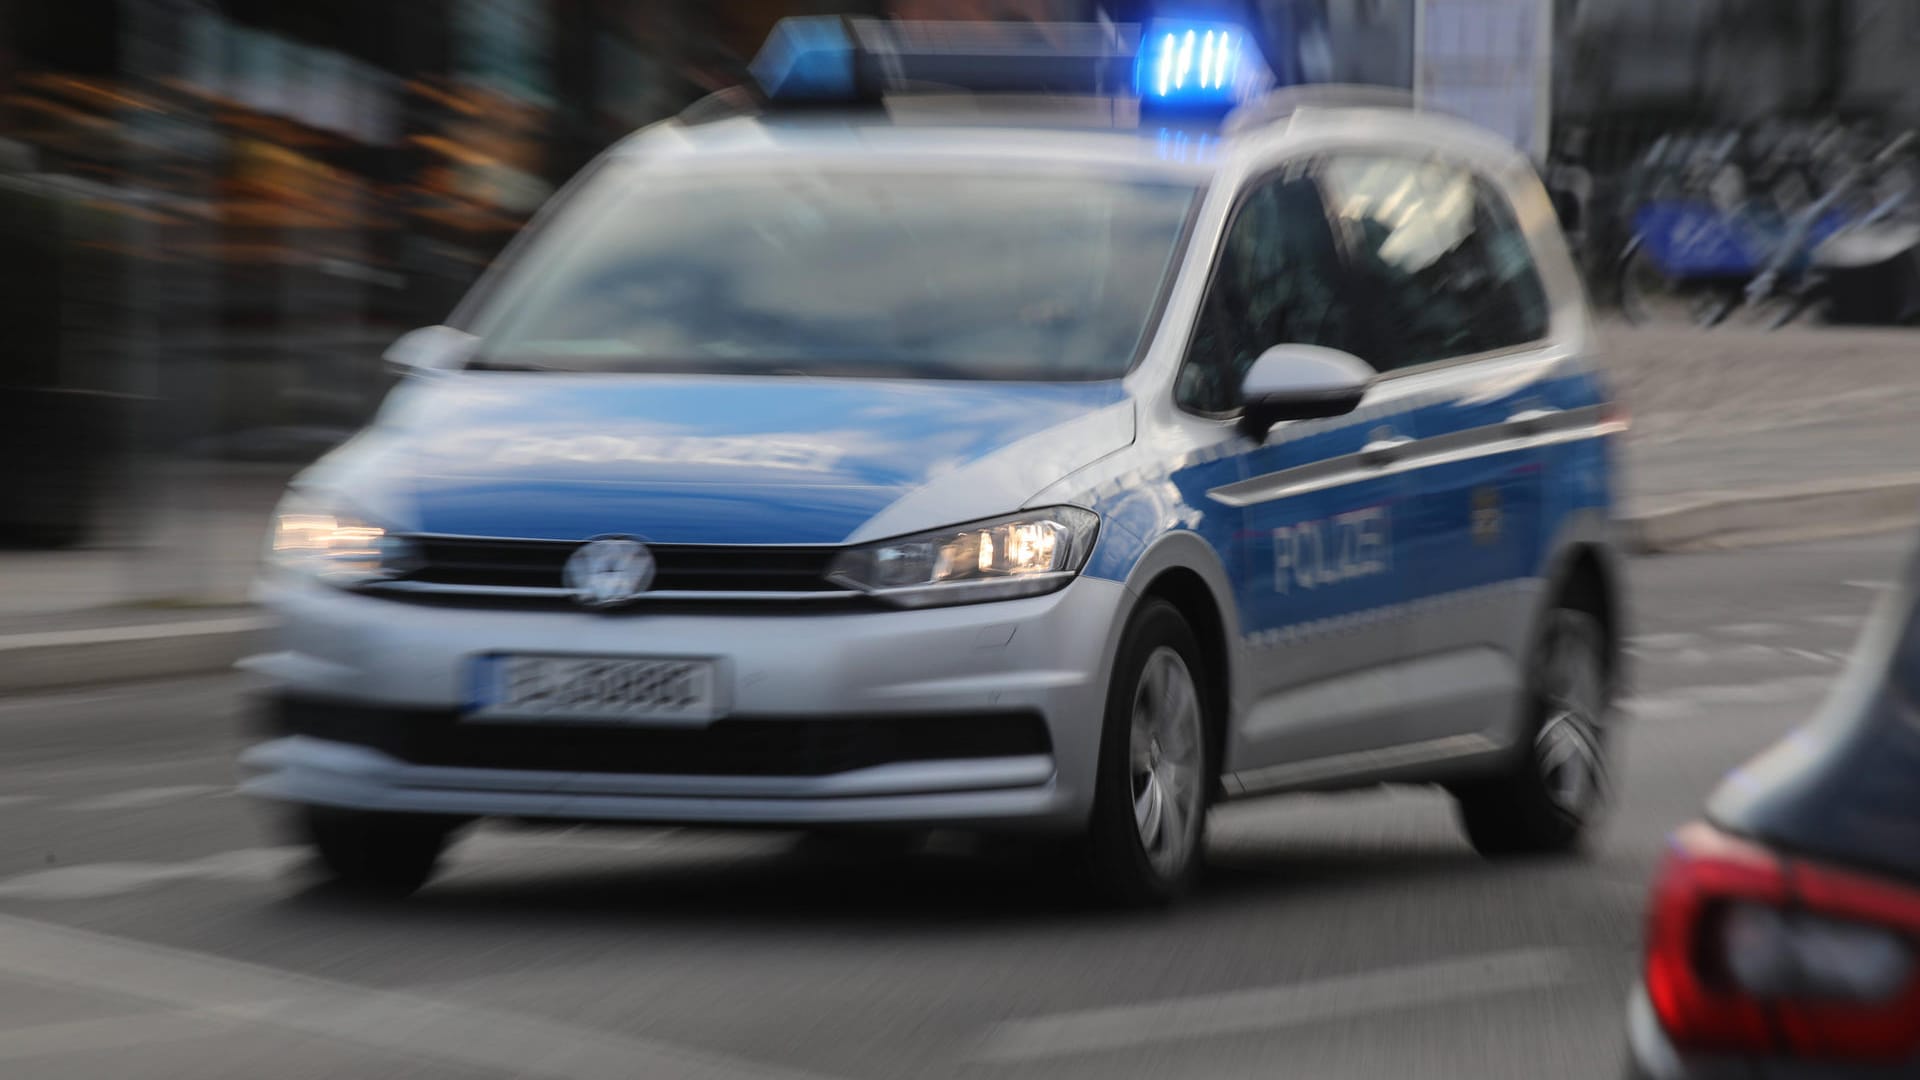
[{"xmin": 6, "ymin": 0, "xmax": 1920, "ymax": 1077}]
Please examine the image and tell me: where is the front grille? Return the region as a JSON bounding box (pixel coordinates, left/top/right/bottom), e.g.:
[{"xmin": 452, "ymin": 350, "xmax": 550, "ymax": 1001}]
[
  {"xmin": 264, "ymin": 697, "xmax": 1052, "ymax": 777},
  {"xmin": 402, "ymin": 537, "xmax": 841, "ymax": 594}
]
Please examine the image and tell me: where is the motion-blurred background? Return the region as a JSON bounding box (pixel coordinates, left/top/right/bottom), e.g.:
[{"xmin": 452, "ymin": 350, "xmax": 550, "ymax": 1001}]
[{"xmin": 5, "ymin": 0, "xmax": 1920, "ymax": 601}]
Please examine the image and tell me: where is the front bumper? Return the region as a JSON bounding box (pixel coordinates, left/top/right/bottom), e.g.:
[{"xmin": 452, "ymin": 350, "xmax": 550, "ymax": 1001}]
[{"xmin": 240, "ymin": 574, "xmax": 1130, "ymax": 829}]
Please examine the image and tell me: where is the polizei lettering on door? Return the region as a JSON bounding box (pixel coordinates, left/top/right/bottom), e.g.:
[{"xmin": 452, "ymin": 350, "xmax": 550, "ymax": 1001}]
[{"xmin": 1272, "ymin": 507, "xmax": 1390, "ymax": 593}]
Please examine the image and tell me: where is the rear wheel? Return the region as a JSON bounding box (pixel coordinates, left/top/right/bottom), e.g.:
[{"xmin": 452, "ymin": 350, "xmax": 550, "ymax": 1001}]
[
  {"xmin": 1080, "ymin": 599, "xmax": 1212, "ymax": 906},
  {"xmin": 304, "ymin": 809, "xmax": 457, "ymax": 898},
  {"xmin": 1454, "ymin": 609, "xmax": 1611, "ymax": 857}
]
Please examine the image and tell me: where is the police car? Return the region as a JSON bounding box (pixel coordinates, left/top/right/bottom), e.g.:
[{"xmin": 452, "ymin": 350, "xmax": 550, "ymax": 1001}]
[{"xmin": 243, "ymin": 17, "xmax": 1627, "ymax": 904}]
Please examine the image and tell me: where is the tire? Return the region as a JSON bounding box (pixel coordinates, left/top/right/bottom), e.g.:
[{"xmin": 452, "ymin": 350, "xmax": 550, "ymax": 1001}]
[
  {"xmin": 1454, "ymin": 609, "xmax": 1611, "ymax": 858},
  {"xmin": 304, "ymin": 809, "xmax": 456, "ymax": 898},
  {"xmin": 1080, "ymin": 598, "xmax": 1214, "ymax": 906},
  {"xmin": 1617, "ymin": 245, "xmax": 1734, "ymax": 328}
]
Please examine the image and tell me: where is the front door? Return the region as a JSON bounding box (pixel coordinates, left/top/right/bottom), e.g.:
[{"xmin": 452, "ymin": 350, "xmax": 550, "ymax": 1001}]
[
  {"xmin": 1317, "ymin": 153, "xmax": 1560, "ymax": 748},
  {"xmin": 1178, "ymin": 165, "xmax": 1416, "ymax": 785}
]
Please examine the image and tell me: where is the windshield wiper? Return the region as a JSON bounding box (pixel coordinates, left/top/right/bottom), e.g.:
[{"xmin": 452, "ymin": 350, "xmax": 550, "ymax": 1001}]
[{"xmin": 465, "ymin": 357, "xmax": 559, "ymax": 372}]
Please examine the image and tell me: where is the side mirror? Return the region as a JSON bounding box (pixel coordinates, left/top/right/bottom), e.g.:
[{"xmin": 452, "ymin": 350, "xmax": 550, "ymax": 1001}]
[
  {"xmin": 1237, "ymin": 345, "xmax": 1372, "ymax": 439},
  {"xmin": 384, "ymin": 325, "xmax": 478, "ymax": 376}
]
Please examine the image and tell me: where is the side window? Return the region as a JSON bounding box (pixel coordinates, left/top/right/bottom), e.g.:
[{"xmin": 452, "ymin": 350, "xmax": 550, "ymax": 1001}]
[
  {"xmin": 1317, "ymin": 155, "xmax": 1550, "ymax": 372},
  {"xmin": 1178, "ymin": 171, "xmax": 1359, "ymax": 414}
]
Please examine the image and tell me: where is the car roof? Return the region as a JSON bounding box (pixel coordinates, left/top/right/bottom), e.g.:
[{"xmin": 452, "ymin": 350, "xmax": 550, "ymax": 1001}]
[
  {"xmin": 608, "ymin": 98, "xmax": 1532, "ymax": 184},
  {"xmin": 613, "ymin": 115, "xmax": 1219, "ymax": 179}
]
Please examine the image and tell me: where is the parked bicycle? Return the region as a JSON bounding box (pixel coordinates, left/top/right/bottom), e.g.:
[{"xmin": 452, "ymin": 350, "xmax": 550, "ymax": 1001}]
[{"xmin": 1617, "ymin": 127, "xmax": 1920, "ymax": 329}]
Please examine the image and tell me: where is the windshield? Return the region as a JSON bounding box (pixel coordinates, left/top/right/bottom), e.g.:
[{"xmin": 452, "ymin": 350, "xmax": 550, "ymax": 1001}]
[{"xmin": 468, "ymin": 165, "xmax": 1198, "ymax": 380}]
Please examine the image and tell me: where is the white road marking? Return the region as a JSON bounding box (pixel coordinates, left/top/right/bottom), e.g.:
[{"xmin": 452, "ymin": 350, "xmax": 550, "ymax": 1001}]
[
  {"xmin": 1691, "ymin": 680, "xmax": 1827, "ymax": 705},
  {"xmin": 0, "ymin": 912, "xmax": 846, "ymax": 1080},
  {"xmin": 0, "ymin": 831, "xmax": 743, "ymax": 902},
  {"xmin": 1784, "ymin": 647, "xmax": 1838, "ymax": 665},
  {"xmin": 61, "ymin": 785, "xmax": 227, "ymax": 812},
  {"xmin": 1621, "ymin": 696, "xmax": 1701, "ymax": 722},
  {"xmin": 974, "ymin": 948, "xmax": 1577, "ymax": 1063},
  {"xmin": 0, "ymin": 1010, "xmax": 243, "ymax": 1063},
  {"xmin": 1619, "ymin": 674, "xmax": 1835, "ymax": 723},
  {"xmin": 1844, "ymin": 580, "xmax": 1895, "ymax": 592},
  {"xmin": 0, "ymin": 690, "xmax": 126, "ymax": 714},
  {"xmin": 1631, "ymin": 639, "xmax": 1852, "ymax": 672},
  {"xmin": 1718, "ymin": 622, "xmax": 1787, "ymax": 638},
  {"xmin": 0, "ymin": 616, "xmax": 270, "ymax": 651},
  {"xmin": 0, "ymin": 848, "xmax": 300, "ymax": 901},
  {"xmin": 1808, "ymin": 613, "xmax": 1868, "ymax": 628},
  {"xmin": 1627, "ymin": 633, "xmax": 1698, "ymax": 650}
]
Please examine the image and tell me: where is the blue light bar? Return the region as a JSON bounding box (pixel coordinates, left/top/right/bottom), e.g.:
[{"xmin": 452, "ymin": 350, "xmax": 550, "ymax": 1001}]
[
  {"xmin": 751, "ymin": 18, "xmax": 1138, "ymax": 105},
  {"xmin": 749, "ymin": 16, "xmax": 858, "ymax": 103},
  {"xmin": 744, "ymin": 16, "xmax": 1264, "ymax": 119},
  {"xmin": 1135, "ymin": 19, "xmax": 1271, "ymax": 113}
]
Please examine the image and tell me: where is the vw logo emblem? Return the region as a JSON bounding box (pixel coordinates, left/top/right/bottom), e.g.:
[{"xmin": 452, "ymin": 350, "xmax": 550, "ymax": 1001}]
[{"xmin": 564, "ymin": 537, "xmax": 655, "ymax": 609}]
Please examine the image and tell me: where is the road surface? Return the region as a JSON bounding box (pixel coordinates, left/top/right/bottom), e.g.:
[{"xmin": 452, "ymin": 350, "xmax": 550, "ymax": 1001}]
[{"xmin": 0, "ymin": 532, "xmax": 1907, "ymax": 1079}]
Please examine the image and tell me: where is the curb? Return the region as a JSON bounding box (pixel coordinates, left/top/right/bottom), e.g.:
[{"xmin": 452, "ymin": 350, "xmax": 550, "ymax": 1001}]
[
  {"xmin": 0, "ymin": 616, "xmax": 271, "ymax": 696},
  {"xmin": 1622, "ymin": 476, "xmax": 1920, "ymax": 555}
]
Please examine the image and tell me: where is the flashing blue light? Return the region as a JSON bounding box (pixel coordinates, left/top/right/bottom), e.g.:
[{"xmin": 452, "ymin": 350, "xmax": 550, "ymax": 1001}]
[
  {"xmin": 749, "ymin": 16, "xmax": 858, "ymax": 102},
  {"xmin": 746, "ymin": 15, "xmax": 1258, "ymax": 116},
  {"xmin": 1136, "ymin": 19, "xmax": 1266, "ymax": 111}
]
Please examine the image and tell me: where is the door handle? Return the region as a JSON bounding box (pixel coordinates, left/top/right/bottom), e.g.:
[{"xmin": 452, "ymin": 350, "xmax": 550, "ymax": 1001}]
[
  {"xmin": 1359, "ymin": 434, "xmax": 1414, "ymax": 466},
  {"xmin": 1505, "ymin": 407, "xmax": 1562, "ymax": 435}
]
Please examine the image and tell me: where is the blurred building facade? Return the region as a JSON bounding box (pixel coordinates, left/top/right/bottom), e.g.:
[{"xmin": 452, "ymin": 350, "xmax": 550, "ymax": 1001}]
[{"xmin": 1, "ymin": 0, "xmax": 909, "ymax": 459}]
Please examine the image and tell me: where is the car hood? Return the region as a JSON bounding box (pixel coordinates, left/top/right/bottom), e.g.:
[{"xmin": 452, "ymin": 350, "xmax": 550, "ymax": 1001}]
[{"xmin": 314, "ymin": 374, "xmax": 1134, "ymax": 545}]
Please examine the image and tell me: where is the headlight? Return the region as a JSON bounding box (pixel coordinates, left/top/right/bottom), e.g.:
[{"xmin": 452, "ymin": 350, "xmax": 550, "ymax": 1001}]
[
  {"xmin": 828, "ymin": 507, "xmax": 1099, "ymax": 607},
  {"xmin": 269, "ymin": 492, "xmax": 413, "ymax": 586}
]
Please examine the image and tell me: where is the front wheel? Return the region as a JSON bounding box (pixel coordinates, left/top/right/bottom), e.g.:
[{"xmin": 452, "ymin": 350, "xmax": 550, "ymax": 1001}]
[
  {"xmin": 1453, "ymin": 609, "xmax": 1612, "ymax": 857},
  {"xmin": 1080, "ymin": 599, "xmax": 1213, "ymax": 906},
  {"xmin": 304, "ymin": 809, "xmax": 458, "ymax": 898}
]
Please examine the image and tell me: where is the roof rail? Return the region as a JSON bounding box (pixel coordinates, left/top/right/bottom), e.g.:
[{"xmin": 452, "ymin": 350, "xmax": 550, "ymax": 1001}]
[
  {"xmin": 677, "ymin": 85, "xmax": 767, "ymax": 126},
  {"xmin": 1221, "ymin": 84, "xmax": 1419, "ymax": 136}
]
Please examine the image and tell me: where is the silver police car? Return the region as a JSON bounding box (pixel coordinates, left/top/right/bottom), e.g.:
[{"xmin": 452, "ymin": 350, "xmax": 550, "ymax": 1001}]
[{"xmin": 243, "ymin": 18, "xmax": 1626, "ymax": 904}]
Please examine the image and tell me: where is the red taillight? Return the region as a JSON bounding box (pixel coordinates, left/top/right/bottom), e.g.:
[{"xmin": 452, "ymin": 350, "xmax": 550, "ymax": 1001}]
[
  {"xmin": 1644, "ymin": 821, "xmax": 1920, "ymax": 1063},
  {"xmin": 1645, "ymin": 823, "xmax": 1789, "ymax": 1054},
  {"xmin": 1774, "ymin": 860, "xmax": 1920, "ymax": 1061}
]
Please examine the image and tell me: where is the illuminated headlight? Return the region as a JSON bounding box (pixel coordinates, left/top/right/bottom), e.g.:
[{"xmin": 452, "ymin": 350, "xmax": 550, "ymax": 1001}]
[
  {"xmin": 269, "ymin": 492, "xmax": 413, "ymax": 586},
  {"xmin": 828, "ymin": 507, "xmax": 1099, "ymax": 608}
]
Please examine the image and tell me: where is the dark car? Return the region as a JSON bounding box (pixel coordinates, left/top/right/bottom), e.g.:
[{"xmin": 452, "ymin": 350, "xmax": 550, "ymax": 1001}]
[{"xmin": 1627, "ymin": 543, "xmax": 1920, "ymax": 1077}]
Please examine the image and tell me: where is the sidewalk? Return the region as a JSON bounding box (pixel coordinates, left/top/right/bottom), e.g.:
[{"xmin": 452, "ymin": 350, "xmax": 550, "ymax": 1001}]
[
  {"xmin": 1, "ymin": 323, "xmax": 1916, "ymax": 690},
  {"xmin": 1607, "ymin": 324, "xmax": 1920, "ymax": 548},
  {"xmin": 0, "ymin": 461, "xmax": 290, "ymax": 619}
]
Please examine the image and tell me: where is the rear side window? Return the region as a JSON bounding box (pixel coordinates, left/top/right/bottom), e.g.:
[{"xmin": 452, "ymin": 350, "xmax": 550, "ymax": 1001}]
[{"xmin": 1317, "ymin": 155, "xmax": 1550, "ymax": 372}]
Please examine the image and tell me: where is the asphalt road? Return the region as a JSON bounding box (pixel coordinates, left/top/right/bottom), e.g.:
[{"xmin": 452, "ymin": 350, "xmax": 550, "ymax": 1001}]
[{"xmin": 0, "ymin": 532, "xmax": 1910, "ymax": 1080}]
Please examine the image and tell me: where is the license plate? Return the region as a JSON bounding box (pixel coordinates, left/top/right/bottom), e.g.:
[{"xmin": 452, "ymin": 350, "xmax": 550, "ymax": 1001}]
[{"xmin": 468, "ymin": 654, "xmax": 722, "ymax": 724}]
